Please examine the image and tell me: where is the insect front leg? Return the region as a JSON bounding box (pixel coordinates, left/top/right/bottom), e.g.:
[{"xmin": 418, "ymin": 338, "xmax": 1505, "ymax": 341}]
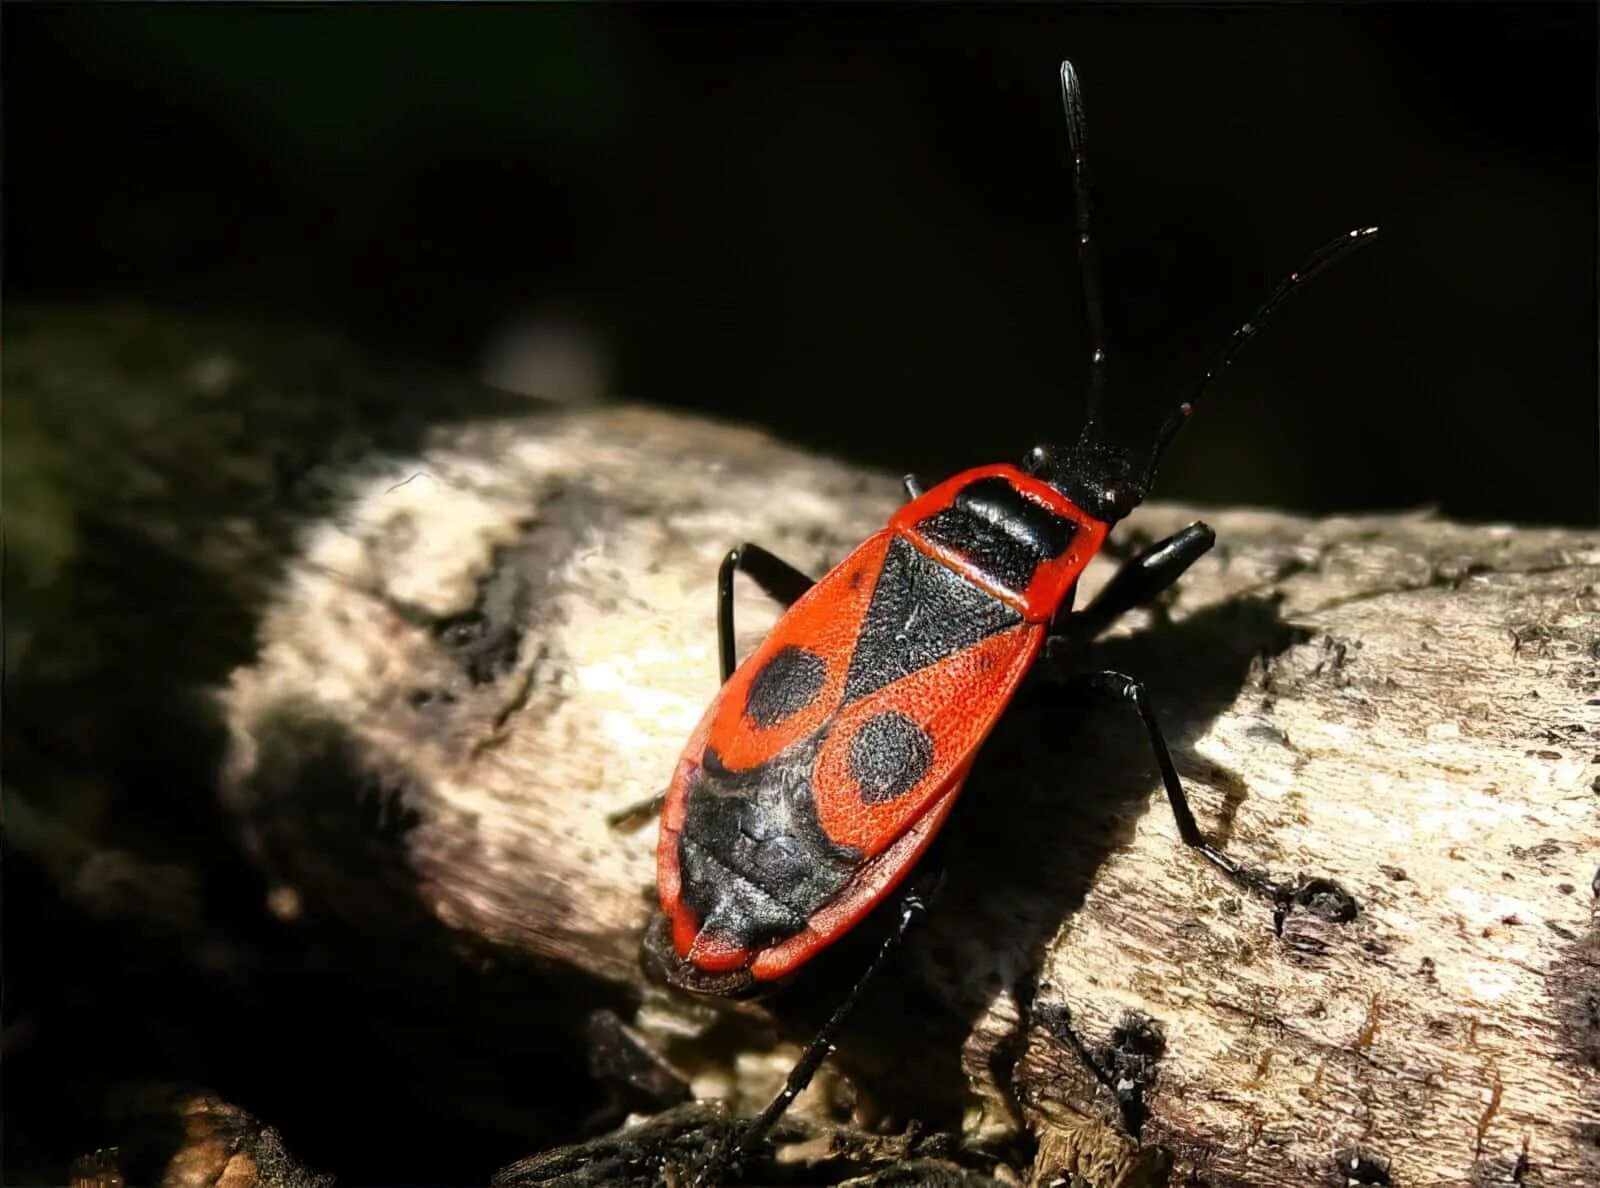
[
  {"xmin": 1053, "ymin": 521, "xmax": 1215, "ymax": 648},
  {"xmin": 1052, "ymin": 668, "xmax": 1356, "ymax": 933},
  {"xmin": 718, "ymin": 543, "xmax": 816, "ymax": 681}
]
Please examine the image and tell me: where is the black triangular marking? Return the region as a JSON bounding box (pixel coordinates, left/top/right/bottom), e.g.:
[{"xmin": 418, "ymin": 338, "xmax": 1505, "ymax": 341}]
[{"xmin": 841, "ymin": 537, "xmax": 1020, "ymax": 705}]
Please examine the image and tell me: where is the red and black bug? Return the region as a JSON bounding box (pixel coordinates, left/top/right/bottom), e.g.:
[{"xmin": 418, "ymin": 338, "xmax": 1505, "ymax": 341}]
[{"xmin": 646, "ymin": 60, "xmax": 1374, "ymax": 1174}]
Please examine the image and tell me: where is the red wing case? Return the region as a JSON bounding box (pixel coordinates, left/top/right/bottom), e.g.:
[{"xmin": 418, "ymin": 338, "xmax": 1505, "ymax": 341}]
[{"xmin": 658, "ymin": 529, "xmax": 1044, "ymax": 980}]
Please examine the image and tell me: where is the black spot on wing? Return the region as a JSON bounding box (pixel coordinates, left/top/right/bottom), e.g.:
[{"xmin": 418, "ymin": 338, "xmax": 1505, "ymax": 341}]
[
  {"xmin": 849, "ymin": 711, "xmax": 934, "ymax": 804},
  {"xmin": 842, "ymin": 537, "xmax": 1019, "ymax": 705},
  {"xmin": 744, "ymin": 645, "xmax": 827, "ymax": 728}
]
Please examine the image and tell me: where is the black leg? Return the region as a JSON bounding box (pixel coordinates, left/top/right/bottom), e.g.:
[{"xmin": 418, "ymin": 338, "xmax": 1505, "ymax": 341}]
[
  {"xmin": 605, "ymin": 791, "xmax": 666, "ymax": 830},
  {"xmin": 1057, "ymin": 522, "xmax": 1214, "ymax": 645},
  {"xmin": 901, "ymin": 474, "xmax": 925, "ymax": 501},
  {"xmin": 1056, "ymin": 669, "xmax": 1356, "ymax": 931},
  {"xmin": 698, "ymin": 879, "xmax": 938, "ymax": 1186},
  {"xmin": 718, "ymin": 544, "xmax": 815, "ymax": 682}
]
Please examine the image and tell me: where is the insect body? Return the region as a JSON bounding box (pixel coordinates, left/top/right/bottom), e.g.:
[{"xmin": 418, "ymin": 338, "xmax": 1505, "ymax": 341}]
[
  {"xmin": 654, "ymin": 465, "xmax": 1107, "ymax": 992},
  {"xmin": 645, "ymin": 58, "xmax": 1374, "ymax": 1175}
]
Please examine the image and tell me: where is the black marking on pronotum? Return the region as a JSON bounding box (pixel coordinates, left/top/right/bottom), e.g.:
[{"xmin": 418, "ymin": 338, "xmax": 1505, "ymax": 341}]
[
  {"xmin": 917, "ymin": 475, "xmax": 1078, "ymax": 593},
  {"xmin": 849, "ymin": 711, "xmax": 935, "ymax": 804},
  {"xmin": 744, "ymin": 645, "xmax": 828, "ymax": 728},
  {"xmin": 842, "ymin": 537, "xmax": 1020, "ymax": 705},
  {"xmin": 678, "ymin": 737, "xmax": 860, "ymax": 950}
]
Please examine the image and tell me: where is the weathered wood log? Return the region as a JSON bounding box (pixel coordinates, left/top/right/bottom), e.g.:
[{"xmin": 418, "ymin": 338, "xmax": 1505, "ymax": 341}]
[
  {"xmin": 14, "ymin": 302, "xmax": 1592, "ymax": 1185},
  {"xmin": 214, "ymin": 401, "xmax": 1599, "ymax": 1187}
]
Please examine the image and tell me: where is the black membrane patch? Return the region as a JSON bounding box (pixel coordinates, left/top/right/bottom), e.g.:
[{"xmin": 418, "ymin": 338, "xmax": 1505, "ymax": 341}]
[{"xmin": 678, "ymin": 737, "xmax": 860, "ymax": 951}]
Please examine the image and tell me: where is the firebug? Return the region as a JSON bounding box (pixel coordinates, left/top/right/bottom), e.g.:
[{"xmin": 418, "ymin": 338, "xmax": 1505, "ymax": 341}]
[{"xmin": 643, "ymin": 59, "xmax": 1375, "ymax": 1179}]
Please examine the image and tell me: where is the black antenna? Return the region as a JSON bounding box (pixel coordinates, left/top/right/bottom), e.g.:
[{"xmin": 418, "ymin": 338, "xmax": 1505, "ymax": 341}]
[
  {"xmin": 1060, "ymin": 60, "xmax": 1109, "ymax": 432},
  {"xmin": 1144, "ymin": 225, "xmax": 1379, "ymax": 486}
]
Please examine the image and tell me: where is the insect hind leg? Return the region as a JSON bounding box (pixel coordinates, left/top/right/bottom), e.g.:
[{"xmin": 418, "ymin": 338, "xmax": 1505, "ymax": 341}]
[{"xmin": 696, "ymin": 873, "xmax": 940, "ymax": 1185}]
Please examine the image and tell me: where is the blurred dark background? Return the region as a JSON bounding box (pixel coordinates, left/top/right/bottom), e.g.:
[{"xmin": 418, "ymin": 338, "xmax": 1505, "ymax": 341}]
[{"xmin": 7, "ymin": 3, "xmax": 1596, "ymax": 524}]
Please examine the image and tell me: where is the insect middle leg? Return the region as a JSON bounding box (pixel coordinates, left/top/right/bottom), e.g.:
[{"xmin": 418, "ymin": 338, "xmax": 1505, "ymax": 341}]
[
  {"xmin": 610, "ymin": 544, "xmax": 814, "ymax": 830},
  {"xmin": 1053, "ymin": 668, "xmax": 1356, "ymax": 931},
  {"xmin": 718, "ymin": 543, "xmax": 815, "ymax": 681}
]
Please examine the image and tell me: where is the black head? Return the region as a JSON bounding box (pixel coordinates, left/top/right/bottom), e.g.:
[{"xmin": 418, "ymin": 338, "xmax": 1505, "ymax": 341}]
[
  {"xmin": 1041, "ymin": 60, "xmax": 1376, "ymax": 532},
  {"xmin": 1023, "ymin": 438, "xmax": 1146, "ymax": 524}
]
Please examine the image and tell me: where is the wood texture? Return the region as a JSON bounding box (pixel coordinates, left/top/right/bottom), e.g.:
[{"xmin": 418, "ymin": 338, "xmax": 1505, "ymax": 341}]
[{"xmin": 214, "ymin": 402, "xmax": 1600, "ymax": 1186}]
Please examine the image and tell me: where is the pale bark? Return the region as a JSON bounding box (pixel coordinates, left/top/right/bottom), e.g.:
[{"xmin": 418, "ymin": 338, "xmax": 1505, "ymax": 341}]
[{"xmin": 216, "ymin": 404, "xmax": 1600, "ymax": 1187}]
